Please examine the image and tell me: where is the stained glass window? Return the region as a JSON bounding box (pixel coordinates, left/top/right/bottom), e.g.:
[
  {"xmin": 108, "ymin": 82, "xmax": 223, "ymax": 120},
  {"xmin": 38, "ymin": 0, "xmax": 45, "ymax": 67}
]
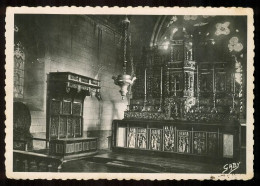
[
  {"xmin": 14, "ymin": 41, "xmax": 25, "ymax": 99},
  {"xmin": 215, "ymin": 22, "xmax": 230, "ymax": 36},
  {"xmin": 228, "ymin": 37, "xmax": 243, "ymax": 52}
]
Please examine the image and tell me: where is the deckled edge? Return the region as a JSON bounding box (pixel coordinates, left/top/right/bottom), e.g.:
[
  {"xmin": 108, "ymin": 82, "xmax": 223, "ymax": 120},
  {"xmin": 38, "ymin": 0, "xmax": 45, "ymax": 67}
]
[{"xmin": 4, "ymin": 6, "xmax": 255, "ymax": 181}]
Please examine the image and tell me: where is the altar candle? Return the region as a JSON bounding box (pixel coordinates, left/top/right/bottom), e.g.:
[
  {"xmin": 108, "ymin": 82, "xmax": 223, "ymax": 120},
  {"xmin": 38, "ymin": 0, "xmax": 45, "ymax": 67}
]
[
  {"xmin": 197, "ymin": 64, "xmax": 200, "ymax": 108},
  {"xmin": 197, "ymin": 64, "xmax": 199, "ymax": 93},
  {"xmin": 144, "ymin": 68, "xmax": 147, "ymax": 95},
  {"xmin": 174, "ymin": 78, "xmax": 177, "ymax": 96},
  {"xmin": 160, "ymin": 67, "xmax": 163, "ymax": 95},
  {"xmin": 233, "ymin": 73, "xmax": 236, "ymax": 94},
  {"xmin": 212, "ymin": 67, "xmax": 215, "ymax": 92}
]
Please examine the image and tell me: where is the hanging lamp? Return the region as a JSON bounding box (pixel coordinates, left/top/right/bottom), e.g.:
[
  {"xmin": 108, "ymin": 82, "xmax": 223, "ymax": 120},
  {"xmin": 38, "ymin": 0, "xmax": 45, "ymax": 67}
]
[{"xmin": 112, "ymin": 16, "xmax": 136, "ymax": 99}]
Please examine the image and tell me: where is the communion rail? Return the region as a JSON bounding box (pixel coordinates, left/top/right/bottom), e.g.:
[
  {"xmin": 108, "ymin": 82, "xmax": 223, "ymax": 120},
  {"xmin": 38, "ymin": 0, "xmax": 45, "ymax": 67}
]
[{"xmin": 13, "ymin": 150, "xmax": 63, "ymax": 172}]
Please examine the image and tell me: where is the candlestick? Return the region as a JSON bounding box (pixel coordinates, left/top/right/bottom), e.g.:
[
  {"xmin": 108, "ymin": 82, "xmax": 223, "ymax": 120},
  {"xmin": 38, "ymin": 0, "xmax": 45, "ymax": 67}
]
[
  {"xmin": 232, "ymin": 73, "xmax": 236, "ymax": 109},
  {"xmin": 158, "ymin": 67, "xmax": 163, "ymax": 112},
  {"xmin": 212, "ymin": 66, "xmax": 216, "ymax": 109},
  {"xmin": 142, "ymin": 68, "xmax": 147, "ymax": 112},
  {"xmin": 160, "ymin": 67, "xmax": 163, "ymax": 95},
  {"xmin": 174, "ymin": 78, "xmax": 177, "ymax": 96},
  {"xmin": 233, "ymin": 73, "xmax": 236, "ymax": 94},
  {"xmin": 197, "ymin": 64, "xmax": 199, "ymax": 92},
  {"xmin": 197, "ymin": 64, "xmax": 200, "ymax": 108},
  {"xmin": 144, "ymin": 68, "xmax": 147, "ymax": 95},
  {"xmin": 212, "ymin": 67, "xmax": 215, "ymax": 93}
]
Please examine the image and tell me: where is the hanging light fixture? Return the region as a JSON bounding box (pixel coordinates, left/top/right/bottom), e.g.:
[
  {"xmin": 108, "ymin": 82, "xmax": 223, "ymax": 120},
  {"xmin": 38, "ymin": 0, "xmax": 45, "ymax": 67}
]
[{"xmin": 112, "ymin": 16, "xmax": 136, "ymax": 99}]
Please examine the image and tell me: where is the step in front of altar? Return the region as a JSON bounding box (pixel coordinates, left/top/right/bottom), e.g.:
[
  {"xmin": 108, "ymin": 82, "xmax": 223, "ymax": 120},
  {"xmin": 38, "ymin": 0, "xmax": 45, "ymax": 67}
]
[{"xmin": 91, "ymin": 152, "xmax": 224, "ymax": 173}]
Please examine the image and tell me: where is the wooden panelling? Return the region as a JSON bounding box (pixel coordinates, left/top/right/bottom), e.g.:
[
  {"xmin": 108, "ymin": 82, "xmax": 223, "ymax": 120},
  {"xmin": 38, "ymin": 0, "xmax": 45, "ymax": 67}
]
[{"xmin": 112, "ymin": 120, "xmax": 240, "ymax": 161}]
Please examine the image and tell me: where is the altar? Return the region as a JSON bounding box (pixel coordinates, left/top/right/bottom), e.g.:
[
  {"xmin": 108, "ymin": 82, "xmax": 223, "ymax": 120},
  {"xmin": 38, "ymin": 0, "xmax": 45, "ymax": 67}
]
[{"xmin": 111, "ymin": 28, "xmax": 244, "ymax": 162}]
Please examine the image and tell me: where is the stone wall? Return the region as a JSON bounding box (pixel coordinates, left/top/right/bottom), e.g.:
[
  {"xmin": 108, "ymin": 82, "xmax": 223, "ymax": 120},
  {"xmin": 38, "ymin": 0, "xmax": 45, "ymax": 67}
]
[{"xmin": 15, "ymin": 15, "xmax": 127, "ymax": 149}]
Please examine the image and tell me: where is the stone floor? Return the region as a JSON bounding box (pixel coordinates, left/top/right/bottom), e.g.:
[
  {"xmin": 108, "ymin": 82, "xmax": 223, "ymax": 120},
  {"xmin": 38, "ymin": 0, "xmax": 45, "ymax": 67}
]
[{"xmin": 61, "ymin": 149, "xmax": 246, "ymax": 173}]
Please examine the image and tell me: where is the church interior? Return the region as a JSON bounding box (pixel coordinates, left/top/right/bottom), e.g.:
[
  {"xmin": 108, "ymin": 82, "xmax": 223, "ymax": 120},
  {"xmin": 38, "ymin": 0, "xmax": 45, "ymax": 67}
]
[{"xmin": 13, "ymin": 14, "xmax": 247, "ymax": 173}]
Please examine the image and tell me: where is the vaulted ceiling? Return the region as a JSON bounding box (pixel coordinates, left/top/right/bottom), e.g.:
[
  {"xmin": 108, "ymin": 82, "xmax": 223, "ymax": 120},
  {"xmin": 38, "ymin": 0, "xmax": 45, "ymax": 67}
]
[
  {"xmin": 102, "ymin": 15, "xmax": 247, "ymax": 63},
  {"xmin": 152, "ymin": 15, "xmax": 247, "ymax": 62}
]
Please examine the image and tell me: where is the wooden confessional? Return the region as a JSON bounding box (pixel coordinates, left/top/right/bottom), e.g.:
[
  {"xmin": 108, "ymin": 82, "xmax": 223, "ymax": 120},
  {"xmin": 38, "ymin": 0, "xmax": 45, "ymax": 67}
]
[{"xmin": 46, "ymin": 72, "xmax": 101, "ymax": 159}]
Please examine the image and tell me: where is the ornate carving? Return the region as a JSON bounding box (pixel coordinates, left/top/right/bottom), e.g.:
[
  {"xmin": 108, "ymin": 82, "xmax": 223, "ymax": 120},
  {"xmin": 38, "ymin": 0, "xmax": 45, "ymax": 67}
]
[
  {"xmin": 67, "ymin": 117, "xmax": 73, "ymax": 137},
  {"xmin": 137, "ymin": 128, "xmax": 147, "ymax": 149},
  {"xmin": 69, "ymin": 74, "xmax": 79, "ymax": 81},
  {"xmin": 177, "ymin": 130, "xmax": 190, "ymax": 153},
  {"xmin": 73, "ymin": 117, "xmax": 81, "ymax": 136},
  {"xmin": 124, "ymin": 111, "xmax": 165, "ymax": 120},
  {"xmin": 124, "ymin": 38, "xmax": 242, "ymax": 122},
  {"xmin": 164, "ymin": 126, "xmax": 175, "ymax": 152},
  {"xmin": 150, "ymin": 129, "xmax": 161, "ymax": 150},
  {"xmin": 59, "ymin": 116, "xmax": 67, "ymax": 137},
  {"xmin": 51, "ymin": 100, "xmax": 61, "ymax": 115},
  {"xmin": 207, "ymin": 132, "xmax": 218, "ymax": 155},
  {"xmin": 62, "ymin": 100, "xmax": 71, "ymax": 114},
  {"xmin": 193, "ymin": 132, "xmax": 206, "ymax": 154},
  {"xmin": 72, "ymin": 102, "xmax": 81, "ymax": 116},
  {"xmin": 128, "ymin": 128, "xmax": 136, "ymax": 148},
  {"xmin": 50, "ymin": 116, "xmax": 59, "ymax": 137}
]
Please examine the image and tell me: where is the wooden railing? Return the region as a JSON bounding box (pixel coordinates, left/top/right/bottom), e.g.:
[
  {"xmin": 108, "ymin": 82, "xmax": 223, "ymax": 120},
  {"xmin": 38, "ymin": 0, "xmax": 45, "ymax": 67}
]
[
  {"xmin": 14, "ymin": 137, "xmax": 49, "ymax": 151},
  {"xmin": 13, "ymin": 137, "xmax": 100, "ymax": 172},
  {"xmin": 13, "ymin": 150, "xmax": 63, "ymax": 172},
  {"xmin": 13, "ymin": 138, "xmax": 61, "ymax": 172}
]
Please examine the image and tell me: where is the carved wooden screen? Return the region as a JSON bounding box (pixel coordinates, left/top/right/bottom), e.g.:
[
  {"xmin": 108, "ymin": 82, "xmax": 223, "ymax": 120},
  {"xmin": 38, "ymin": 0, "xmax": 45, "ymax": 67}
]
[
  {"xmin": 137, "ymin": 128, "xmax": 147, "ymax": 149},
  {"xmin": 50, "ymin": 99, "xmax": 61, "ymax": 138},
  {"xmin": 193, "ymin": 131, "xmax": 206, "ymax": 155},
  {"xmin": 177, "ymin": 130, "xmax": 191, "ymax": 154},
  {"xmin": 127, "ymin": 128, "xmax": 136, "ymax": 148},
  {"xmin": 163, "ymin": 126, "xmax": 175, "ymax": 152},
  {"xmin": 150, "ymin": 129, "xmax": 161, "ymax": 150},
  {"xmin": 48, "ymin": 94, "xmax": 83, "ymax": 139}
]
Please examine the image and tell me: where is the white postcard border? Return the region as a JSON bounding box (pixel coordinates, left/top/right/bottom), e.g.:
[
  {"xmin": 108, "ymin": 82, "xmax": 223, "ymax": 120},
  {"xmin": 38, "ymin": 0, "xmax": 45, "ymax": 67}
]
[{"xmin": 5, "ymin": 6, "xmax": 254, "ymax": 180}]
